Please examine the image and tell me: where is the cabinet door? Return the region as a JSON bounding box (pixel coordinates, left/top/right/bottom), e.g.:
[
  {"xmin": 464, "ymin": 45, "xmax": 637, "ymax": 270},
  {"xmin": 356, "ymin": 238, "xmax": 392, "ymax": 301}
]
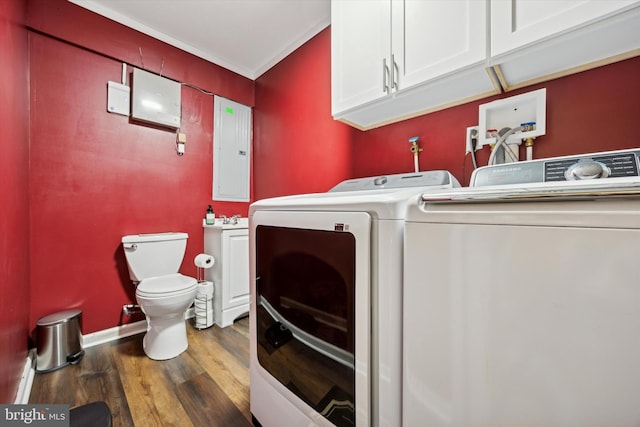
[
  {"xmin": 331, "ymin": 0, "xmax": 392, "ymax": 115},
  {"xmin": 223, "ymin": 231, "xmax": 249, "ymax": 308},
  {"xmin": 491, "ymin": 0, "xmax": 639, "ymax": 56},
  {"xmin": 392, "ymin": 0, "xmax": 488, "ymax": 90}
]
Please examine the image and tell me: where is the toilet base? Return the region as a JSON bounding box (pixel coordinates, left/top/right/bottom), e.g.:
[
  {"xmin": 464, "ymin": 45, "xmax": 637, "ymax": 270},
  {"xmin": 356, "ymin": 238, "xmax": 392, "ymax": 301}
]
[{"xmin": 142, "ymin": 315, "xmax": 189, "ymax": 360}]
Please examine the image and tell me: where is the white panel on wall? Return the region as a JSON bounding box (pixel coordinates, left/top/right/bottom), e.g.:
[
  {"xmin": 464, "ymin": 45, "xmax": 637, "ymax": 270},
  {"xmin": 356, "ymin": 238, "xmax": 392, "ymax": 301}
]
[
  {"xmin": 213, "ymin": 96, "xmax": 252, "ymax": 201},
  {"xmin": 131, "ymin": 68, "xmax": 181, "ymax": 128}
]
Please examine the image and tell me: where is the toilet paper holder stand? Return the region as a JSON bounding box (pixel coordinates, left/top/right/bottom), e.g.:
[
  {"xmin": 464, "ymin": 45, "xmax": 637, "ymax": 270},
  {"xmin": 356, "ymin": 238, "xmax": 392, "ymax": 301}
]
[{"xmin": 194, "ymin": 253, "xmax": 215, "ymax": 329}]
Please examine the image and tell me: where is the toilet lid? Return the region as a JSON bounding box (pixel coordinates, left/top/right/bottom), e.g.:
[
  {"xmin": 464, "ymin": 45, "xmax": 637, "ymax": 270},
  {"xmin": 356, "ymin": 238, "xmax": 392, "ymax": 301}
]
[{"xmin": 137, "ymin": 273, "xmax": 197, "ymax": 297}]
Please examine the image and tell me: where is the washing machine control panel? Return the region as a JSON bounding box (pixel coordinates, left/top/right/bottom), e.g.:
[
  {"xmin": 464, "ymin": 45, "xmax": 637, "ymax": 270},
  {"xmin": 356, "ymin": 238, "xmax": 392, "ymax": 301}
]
[{"xmin": 471, "ymin": 149, "xmax": 640, "ymax": 187}]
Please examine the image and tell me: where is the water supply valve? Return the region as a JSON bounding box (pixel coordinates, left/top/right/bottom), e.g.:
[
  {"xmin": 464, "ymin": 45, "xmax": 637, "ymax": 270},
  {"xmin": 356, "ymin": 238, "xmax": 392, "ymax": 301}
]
[
  {"xmin": 409, "ymin": 136, "xmax": 423, "ymax": 172},
  {"xmin": 409, "ymin": 136, "xmax": 422, "ymax": 154}
]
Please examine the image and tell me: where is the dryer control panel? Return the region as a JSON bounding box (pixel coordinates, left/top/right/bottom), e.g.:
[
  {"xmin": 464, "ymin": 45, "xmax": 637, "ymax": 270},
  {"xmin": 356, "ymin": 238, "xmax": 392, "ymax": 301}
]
[
  {"xmin": 330, "ymin": 170, "xmax": 460, "ymax": 192},
  {"xmin": 471, "ymin": 149, "xmax": 640, "ymax": 187}
]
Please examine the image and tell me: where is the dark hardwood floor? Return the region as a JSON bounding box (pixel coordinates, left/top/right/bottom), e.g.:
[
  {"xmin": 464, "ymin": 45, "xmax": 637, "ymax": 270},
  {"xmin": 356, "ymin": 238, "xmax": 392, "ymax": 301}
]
[{"xmin": 29, "ymin": 316, "xmax": 252, "ymax": 427}]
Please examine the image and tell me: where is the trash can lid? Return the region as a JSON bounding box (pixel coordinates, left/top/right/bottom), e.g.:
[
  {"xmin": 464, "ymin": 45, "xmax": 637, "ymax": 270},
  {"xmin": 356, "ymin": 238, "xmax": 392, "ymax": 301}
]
[{"xmin": 37, "ymin": 309, "xmax": 82, "ymax": 326}]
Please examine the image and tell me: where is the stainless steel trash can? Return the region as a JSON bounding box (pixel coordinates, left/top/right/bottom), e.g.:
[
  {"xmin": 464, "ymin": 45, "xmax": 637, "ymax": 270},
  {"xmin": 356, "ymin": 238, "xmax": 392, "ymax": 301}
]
[{"xmin": 36, "ymin": 309, "xmax": 84, "ymax": 373}]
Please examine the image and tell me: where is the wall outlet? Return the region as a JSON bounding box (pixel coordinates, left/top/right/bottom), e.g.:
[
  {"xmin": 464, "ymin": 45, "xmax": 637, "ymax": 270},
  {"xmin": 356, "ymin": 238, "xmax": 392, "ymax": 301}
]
[{"xmin": 465, "ymin": 126, "xmax": 479, "ymax": 154}]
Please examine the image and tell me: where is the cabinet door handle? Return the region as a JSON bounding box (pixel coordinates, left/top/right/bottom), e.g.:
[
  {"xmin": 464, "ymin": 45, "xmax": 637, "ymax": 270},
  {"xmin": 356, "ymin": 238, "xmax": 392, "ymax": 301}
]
[
  {"xmin": 391, "ymin": 54, "xmax": 399, "ymax": 91},
  {"xmin": 382, "ymin": 58, "xmax": 390, "ymax": 94}
]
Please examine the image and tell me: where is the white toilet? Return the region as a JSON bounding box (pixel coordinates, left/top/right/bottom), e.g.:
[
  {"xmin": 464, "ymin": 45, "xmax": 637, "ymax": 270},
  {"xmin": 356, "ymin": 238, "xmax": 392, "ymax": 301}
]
[{"xmin": 121, "ymin": 232, "xmax": 197, "ymax": 360}]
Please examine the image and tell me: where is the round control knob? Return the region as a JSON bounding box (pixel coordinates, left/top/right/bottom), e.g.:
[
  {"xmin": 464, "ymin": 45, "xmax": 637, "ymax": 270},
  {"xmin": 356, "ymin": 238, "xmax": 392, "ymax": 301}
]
[
  {"xmin": 374, "ymin": 176, "xmax": 388, "ymax": 186},
  {"xmin": 565, "ymin": 159, "xmax": 610, "ymax": 180}
]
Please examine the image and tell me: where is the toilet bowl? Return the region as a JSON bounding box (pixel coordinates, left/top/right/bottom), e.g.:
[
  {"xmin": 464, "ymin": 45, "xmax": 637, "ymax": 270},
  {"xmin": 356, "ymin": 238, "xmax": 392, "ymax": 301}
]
[
  {"xmin": 121, "ymin": 232, "xmax": 197, "ymax": 360},
  {"xmin": 136, "ymin": 273, "xmax": 197, "ymax": 360}
]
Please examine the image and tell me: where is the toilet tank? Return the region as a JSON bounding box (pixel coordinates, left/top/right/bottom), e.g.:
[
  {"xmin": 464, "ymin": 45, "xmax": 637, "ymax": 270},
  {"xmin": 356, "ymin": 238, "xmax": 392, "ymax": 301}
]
[{"xmin": 122, "ymin": 232, "xmax": 188, "ymax": 281}]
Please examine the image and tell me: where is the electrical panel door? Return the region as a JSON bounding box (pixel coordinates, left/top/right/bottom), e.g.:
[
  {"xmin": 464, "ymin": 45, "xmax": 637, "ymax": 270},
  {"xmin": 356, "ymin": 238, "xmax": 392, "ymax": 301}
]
[{"xmin": 213, "ymin": 96, "xmax": 251, "ymax": 201}]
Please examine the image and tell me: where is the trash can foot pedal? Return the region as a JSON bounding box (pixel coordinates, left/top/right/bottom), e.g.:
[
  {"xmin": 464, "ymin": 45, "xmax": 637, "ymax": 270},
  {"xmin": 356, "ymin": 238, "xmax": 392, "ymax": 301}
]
[{"xmin": 67, "ymin": 350, "xmax": 85, "ymax": 365}]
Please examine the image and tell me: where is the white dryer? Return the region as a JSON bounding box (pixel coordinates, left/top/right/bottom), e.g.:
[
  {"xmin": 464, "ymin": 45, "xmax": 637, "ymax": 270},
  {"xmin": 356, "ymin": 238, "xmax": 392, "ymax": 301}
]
[
  {"xmin": 248, "ymin": 171, "xmax": 460, "ymax": 427},
  {"xmin": 403, "ymin": 149, "xmax": 640, "ymax": 427}
]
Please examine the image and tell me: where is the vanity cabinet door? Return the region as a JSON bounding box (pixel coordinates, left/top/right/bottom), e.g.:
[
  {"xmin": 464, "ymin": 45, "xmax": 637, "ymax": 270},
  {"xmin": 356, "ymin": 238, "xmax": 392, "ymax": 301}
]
[{"xmin": 222, "ymin": 230, "xmax": 249, "ymax": 310}]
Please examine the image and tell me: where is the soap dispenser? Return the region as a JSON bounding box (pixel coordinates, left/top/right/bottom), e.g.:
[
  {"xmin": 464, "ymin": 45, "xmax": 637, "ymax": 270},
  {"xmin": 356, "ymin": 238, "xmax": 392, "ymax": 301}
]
[{"xmin": 205, "ymin": 205, "xmax": 215, "ymax": 225}]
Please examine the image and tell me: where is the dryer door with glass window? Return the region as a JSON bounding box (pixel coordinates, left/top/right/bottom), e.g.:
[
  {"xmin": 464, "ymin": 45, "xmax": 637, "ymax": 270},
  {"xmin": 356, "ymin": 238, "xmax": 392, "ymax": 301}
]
[{"xmin": 252, "ymin": 210, "xmax": 371, "ymax": 427}]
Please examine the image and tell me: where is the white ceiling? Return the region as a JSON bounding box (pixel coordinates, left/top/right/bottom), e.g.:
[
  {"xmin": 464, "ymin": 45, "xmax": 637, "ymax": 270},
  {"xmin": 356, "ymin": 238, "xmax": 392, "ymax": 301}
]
[{"xmin": 68, "ymin": 0, "xmax": 331, "ymax": 80}]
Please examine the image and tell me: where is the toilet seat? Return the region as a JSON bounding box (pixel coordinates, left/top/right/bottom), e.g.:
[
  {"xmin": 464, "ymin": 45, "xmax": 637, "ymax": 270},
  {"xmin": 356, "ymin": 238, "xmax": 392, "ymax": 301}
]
[{"xmin": 136, "ymin": 273, "xmax": 197, "ymax": 299}]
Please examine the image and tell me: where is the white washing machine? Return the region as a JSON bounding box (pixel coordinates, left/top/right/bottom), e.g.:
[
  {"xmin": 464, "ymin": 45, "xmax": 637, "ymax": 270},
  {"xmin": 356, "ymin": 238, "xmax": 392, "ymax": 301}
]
[
  {"xmin": 403, "ymin": 149, "xmax": 640, "ymax": 427},
  {"xmin": 248, "ymin": 171, "xmax": 460, "ymax": 427}
]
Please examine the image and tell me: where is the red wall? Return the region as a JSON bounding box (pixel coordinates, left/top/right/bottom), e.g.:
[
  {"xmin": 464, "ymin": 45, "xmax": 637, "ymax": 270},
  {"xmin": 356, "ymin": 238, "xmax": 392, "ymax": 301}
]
[
  {"xmin": 254, "ymin": 29, "xmax": 355, "ymax": 198},
  {"xmin": 255, "ymin": 27, "xmax": 640, "ymax": 195},
  {"xmin": 27, "ymin": 0, "xmax": 254, "ymax": 334},
  {"xmin": 0, "ymin": 0, "xmax": 30, "ymax": 403}
]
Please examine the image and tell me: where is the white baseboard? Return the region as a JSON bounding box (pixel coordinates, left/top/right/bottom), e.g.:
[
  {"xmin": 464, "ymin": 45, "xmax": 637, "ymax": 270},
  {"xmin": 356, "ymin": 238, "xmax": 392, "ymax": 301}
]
[
  {"xmin": 14, "ymin": 349, "xmax": 36, "ymax": 404},
  {"xmin": 81, "ymin": 309, "xmax": 196, "ymax": 349},
  {"xmin": 81, "ymin": 320, "xmax": 148, "ymax": 349}
]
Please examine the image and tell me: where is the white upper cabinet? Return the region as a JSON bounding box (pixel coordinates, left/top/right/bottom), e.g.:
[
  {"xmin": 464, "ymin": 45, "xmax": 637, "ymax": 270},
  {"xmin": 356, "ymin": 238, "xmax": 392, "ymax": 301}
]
[
  {"xmin": 332, "ymin": 0, "xmax": 640, "ymax": 130},
  {"xmin": 331, "ymin": 0, "xmax": 391, "ymax": 114},
  {"xmin": 391, "ymin": 0, "xmax": 487, "ymax": 90},
  {"xmin": 332, "ymin": 0, "xmax": 495, "ymax": 129},
  {"xmin": 490, "ymin": 0, "xmax": 640, "ymax": 90},
  {"xmin": 491, "ymin": 0, "xmax": 639, "ymax": 56}
]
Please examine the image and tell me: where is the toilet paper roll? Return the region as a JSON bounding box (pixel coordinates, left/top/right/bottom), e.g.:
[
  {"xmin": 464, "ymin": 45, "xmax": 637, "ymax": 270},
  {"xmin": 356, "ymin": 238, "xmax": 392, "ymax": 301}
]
[
  {"xmin": 196, "ymin": 281, "xmax": 214, "ymax": 298},
  {"xmin": 196, "ymin": 288, "xmax": 214, "ymax": 300},
  {"xmin": 194, "ymin": 253, "xmax": 215, "ymax": 269},
  {"xmin": 195, "ymin": 306, "xmax": 215, "ymax": 329}
]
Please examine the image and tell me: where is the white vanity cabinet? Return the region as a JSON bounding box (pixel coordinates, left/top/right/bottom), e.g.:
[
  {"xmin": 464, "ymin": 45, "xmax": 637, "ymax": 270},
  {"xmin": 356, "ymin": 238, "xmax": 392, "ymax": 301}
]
[
  {"xmin": 203, "ymin": 218, "xmax": 249, "ymax": 328},
  {"xmin": 332, "ymin": 0, "xmax": 497, "ymax": 130},
  {"xmin": 491, "ymin": 0, "xmax": 640, "ymax": 90}
]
